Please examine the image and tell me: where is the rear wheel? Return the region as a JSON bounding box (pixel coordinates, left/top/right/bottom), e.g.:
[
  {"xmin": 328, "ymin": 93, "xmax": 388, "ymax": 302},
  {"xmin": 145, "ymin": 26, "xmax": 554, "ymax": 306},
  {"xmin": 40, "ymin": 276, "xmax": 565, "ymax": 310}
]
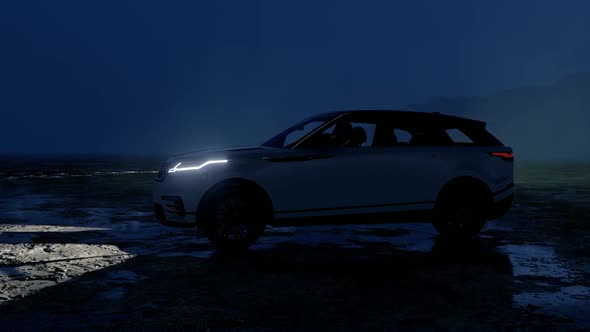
[
  {"xmin": 433, "ymin": 184, "xmax": 490, "ymax": 238},
  {"xmin": 198, "ymin": 183, "xmax": 269, "ymax": 251}
]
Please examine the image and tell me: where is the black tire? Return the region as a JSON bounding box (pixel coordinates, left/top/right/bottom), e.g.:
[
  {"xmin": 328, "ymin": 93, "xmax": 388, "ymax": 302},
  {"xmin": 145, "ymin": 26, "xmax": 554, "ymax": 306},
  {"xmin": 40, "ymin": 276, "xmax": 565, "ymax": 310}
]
[
  {"xmin": 433, "ymin": 184, "xmax": 489, "ymax": 238},
  {"xmin": 198, "ymin": 183, "xmax": 270, "ymax": 251}
]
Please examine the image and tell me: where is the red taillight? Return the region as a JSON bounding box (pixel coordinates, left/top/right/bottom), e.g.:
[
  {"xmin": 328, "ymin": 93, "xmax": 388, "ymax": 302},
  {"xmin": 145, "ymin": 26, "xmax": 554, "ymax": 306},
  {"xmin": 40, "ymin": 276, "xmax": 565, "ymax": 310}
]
[{"xmin": 489, "ymin": 151, "xmax": 514, "ymax": 161}]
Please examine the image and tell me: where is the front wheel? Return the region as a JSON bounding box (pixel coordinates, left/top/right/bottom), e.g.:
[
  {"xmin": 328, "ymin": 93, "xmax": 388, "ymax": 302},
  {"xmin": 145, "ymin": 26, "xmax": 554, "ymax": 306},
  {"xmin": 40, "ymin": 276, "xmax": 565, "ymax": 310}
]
[
  {"xmin": 433, "ymin": 185, "xmax": 489, "ymax": 238},
  {"xmin": 198, "ymin": 184, "xmax": 269, "ymax": 251}
]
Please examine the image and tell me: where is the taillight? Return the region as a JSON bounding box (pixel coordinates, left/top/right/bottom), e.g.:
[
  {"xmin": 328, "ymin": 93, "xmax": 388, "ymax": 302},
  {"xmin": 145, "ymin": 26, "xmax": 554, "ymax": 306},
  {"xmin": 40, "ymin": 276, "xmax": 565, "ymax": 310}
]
[{"xmin": 489, "ymin": 151, "xmax": 514, "ymax": 161}]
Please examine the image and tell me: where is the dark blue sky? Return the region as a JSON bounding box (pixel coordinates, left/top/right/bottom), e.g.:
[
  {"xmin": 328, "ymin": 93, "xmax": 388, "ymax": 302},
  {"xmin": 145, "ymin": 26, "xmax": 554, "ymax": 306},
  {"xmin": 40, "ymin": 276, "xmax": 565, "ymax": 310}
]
[{"xmin": 2, "ymin": 0, "xmax": 589, "ymax": 155}]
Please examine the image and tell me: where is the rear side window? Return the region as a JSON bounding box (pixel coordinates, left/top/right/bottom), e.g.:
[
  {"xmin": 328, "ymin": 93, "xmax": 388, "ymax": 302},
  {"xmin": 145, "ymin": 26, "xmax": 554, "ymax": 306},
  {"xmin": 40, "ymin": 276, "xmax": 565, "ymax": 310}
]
[
  {"xmin": 394, "ymin": 129, "xmax": 412, "ymax": 143},
  {"xmin": 394, "ymin": 125, "xmax": 502, "ymax": 147},
  {"xmin": 445, "ymin": 128, "xmax": 473, "ymax": 144},
  {"xmin": 451, "ymin": 126, "xmax": 503, "ymax": 146}
]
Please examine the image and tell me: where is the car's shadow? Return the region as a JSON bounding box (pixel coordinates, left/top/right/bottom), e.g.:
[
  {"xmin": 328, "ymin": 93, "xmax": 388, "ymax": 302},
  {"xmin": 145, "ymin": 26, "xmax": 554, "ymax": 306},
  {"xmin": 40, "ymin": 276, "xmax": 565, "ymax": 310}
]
[{"xmin": 0, "ymin": 235, "xmax": 516, "ymax": 331}]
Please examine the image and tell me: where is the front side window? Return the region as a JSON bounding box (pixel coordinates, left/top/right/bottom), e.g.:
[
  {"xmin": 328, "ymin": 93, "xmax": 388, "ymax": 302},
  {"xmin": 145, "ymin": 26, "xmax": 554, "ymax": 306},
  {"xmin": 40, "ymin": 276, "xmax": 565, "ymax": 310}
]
[
  {"xmin": 283, "ymin": 121, "xmax": 324, "ymax": 147},
  {"xmin": 297, "ymin": 119, "xmax": 377, "ymax": 149},
  {"xmin": 261, "ymin": 113, "xmax": 341, "ymax": 149}
]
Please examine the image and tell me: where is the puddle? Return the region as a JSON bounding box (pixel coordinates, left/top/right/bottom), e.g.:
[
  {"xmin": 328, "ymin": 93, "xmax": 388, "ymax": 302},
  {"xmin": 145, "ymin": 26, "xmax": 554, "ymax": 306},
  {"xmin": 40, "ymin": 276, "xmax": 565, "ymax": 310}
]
[
  {"xmin": 0, "ymin": 194, "xmax": 67, "ymax": 210},
  {"xmin": 0, "ymin": 225, "xmax": 109, "ymax": 233},
  {"xmin": 157, "ymin": 251, "xmax": 215, "ymax": 259},
  {"xmin": 101, "ymin": 287, "xmax": 126, "ymax": 300},
  {"xmin": 514, "ymin": 285, "xmax": 590, "ymax": 328},
  {"xmin": 106, "ymin": 270, "xmax": 147, "ymax": 283},
  {"xmin": 259, "ymin": 223, "xmax": 437, "ymax": 251},
  {"xmin": 499, "ymin": 244, "xmax": 573, "ymax": 280}
]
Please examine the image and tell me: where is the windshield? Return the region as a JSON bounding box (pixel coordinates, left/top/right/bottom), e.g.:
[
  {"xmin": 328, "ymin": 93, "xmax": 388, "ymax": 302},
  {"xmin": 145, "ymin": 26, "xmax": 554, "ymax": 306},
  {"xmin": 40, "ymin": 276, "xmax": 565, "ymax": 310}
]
[{"xmin": 261, "ymin": 112, "xmax": 342, "ymax": 148}]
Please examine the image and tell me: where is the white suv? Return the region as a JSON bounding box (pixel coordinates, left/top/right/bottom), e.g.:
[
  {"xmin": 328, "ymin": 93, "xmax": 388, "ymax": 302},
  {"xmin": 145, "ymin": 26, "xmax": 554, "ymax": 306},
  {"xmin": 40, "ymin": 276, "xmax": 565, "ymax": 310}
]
[{"xmin": 153, "ymin": 110, "xmax": 514, "ymax": 250}]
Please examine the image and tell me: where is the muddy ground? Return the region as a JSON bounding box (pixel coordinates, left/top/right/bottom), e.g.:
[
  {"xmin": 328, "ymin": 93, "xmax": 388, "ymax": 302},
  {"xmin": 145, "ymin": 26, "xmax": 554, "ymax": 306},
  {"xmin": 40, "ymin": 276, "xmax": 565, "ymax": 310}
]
[{"xmin": 0, "ymin": 162, "xmax": 589, "ymax": 331}]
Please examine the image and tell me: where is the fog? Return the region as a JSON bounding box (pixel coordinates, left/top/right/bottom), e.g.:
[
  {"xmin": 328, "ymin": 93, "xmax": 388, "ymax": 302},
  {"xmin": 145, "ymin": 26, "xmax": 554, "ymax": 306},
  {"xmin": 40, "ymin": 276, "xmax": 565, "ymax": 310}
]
[{"xmin": 410, "ymin": 73, "xmax": 590, "ymax": 161}]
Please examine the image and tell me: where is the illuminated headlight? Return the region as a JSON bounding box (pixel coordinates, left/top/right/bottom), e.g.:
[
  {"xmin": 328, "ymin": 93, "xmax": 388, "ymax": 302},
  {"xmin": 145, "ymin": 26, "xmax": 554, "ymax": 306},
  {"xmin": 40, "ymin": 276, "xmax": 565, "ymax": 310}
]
[{"xmin": 168, "ymin": 160, "xmax": 228, "ymax": 173}]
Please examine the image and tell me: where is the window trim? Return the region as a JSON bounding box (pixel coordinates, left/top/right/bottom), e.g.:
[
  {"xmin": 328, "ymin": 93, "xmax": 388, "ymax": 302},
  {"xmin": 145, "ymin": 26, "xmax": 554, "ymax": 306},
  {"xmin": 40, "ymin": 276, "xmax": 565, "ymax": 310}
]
[{"xmin": 291, "ymin": 112, "xmax": 349, "ymax": 150}]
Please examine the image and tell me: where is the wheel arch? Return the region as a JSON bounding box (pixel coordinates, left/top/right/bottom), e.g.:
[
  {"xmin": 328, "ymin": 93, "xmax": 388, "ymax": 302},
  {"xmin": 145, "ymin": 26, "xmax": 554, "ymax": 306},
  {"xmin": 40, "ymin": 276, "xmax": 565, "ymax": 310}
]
[
  {"xmin": 435, "ymin": 176, "xmax": 494, "ymax": 210},
  {"xmin": 196, "ymin": 177, "xmax": 275, "ymax": 217}
]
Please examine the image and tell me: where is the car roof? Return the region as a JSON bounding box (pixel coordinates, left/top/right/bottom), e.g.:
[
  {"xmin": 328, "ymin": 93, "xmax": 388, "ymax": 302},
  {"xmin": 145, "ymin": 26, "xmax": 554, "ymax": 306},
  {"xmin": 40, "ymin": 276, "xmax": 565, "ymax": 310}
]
[{"xmin": 325, "ymin": 110, "xmax": 486, "ymax": 128}]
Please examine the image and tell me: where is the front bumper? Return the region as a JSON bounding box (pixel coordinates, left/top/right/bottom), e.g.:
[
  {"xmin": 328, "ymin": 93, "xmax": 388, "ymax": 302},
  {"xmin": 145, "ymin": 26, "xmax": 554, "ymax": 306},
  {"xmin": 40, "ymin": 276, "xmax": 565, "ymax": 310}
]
[
  {"xmin": 154, "ymin": 202, "xmax": 196, "ymax": 227},
  {"xmin": 154, "ymin": 199, "xmax": 196, "ymax": 227},
  {"xmin": 152, "ymin": 172, "xmax": 210, "ymax": 226},
  {"xmin": 153, "ymin": 181, "xmax": 198, "ymax": 226}
]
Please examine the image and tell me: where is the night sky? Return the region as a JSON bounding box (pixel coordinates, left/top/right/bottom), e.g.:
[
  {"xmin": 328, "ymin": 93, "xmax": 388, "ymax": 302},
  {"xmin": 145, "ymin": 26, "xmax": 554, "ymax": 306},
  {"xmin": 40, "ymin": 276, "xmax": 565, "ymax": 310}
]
[{"xmin": 2, "ymin": 1, "xmax": 589, "ymax": 156}]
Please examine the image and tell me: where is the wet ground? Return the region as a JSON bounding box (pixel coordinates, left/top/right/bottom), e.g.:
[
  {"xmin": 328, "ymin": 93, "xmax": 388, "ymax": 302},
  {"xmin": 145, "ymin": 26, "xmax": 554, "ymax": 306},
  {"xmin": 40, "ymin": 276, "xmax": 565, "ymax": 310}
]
[{"xmin": 0, "ymin": 160, "xmax": 589, "ymax": 331}]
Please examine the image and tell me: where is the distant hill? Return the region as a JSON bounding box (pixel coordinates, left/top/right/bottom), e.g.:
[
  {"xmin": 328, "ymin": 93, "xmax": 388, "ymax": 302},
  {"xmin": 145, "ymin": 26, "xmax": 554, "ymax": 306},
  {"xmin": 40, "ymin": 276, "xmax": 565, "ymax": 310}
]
[{"xmin": 408, "ymin": 73, "xmax": 590, "ymax": 161}]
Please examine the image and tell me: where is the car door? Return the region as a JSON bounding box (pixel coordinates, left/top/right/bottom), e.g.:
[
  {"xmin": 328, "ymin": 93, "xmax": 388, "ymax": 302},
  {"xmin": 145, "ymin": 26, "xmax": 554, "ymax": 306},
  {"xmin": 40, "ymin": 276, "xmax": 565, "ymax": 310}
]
[
  {"xmin": 372, "ymin": 126, "xmax": 452, "ymax": 206},
  {"xmin": 258, "ymin": 118, "xmax": 413, "ymax": 217},
  {"xmin": 257, "ymin": 146, "xmax": 349, "ymax": 214},
  {"xmin": 369, "ymin": 145, "xmax": 444, "ymax": 206},
  {"xmin": 322, "ymin": 145, "xmax": 442, "ymax": 210}
]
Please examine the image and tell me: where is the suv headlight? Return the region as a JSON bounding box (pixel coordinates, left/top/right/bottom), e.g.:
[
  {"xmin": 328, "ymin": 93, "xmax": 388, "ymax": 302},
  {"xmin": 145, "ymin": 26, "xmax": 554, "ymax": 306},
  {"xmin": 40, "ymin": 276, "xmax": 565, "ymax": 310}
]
[{"xmin": 168, "ymin": 160, "xmax": 228, "ymax": 173}]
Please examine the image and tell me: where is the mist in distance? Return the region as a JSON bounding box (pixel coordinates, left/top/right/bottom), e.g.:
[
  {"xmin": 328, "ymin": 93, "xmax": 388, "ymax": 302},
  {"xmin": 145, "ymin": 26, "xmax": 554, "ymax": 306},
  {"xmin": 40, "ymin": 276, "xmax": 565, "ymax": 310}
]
[
  {"xmin": 1, "ymin": 1, "xmax": 589, "ymax": 160},
  {"xmin": 410, "ymin": 73, "xmax": 590, "ymax": 161}
]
